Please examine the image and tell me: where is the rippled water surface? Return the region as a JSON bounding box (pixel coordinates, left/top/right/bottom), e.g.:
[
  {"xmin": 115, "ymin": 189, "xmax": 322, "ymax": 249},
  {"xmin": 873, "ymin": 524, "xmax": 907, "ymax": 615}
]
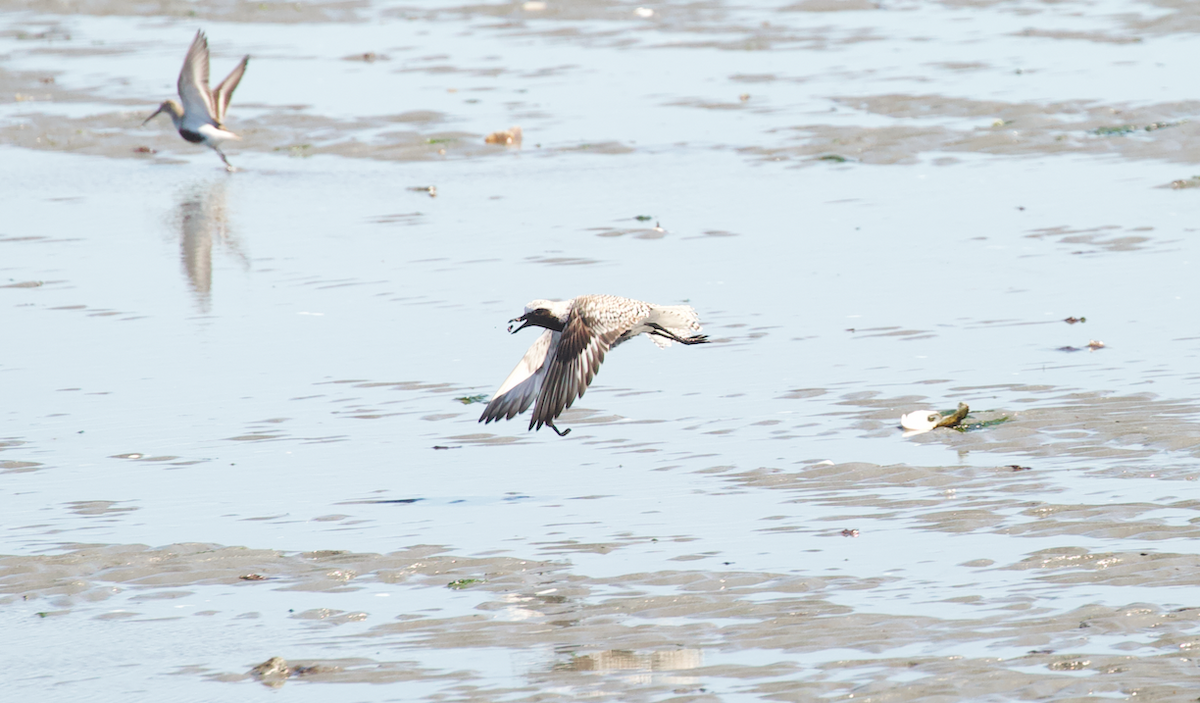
[{"xmin": 3, "ymin": 0, "xmax": 1200, "ymax": 700}]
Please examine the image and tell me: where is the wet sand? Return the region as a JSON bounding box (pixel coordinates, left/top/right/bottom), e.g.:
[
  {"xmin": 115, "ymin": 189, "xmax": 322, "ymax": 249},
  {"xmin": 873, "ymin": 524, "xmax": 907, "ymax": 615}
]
[{"xmin": 3, "ymin": 0, "xmax": 1200, "ymax": 700}]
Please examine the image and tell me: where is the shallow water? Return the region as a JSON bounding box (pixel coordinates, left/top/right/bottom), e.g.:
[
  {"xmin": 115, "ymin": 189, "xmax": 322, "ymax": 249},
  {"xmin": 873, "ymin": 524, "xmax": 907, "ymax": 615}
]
[{"xmin": 3, "ymin": 0, "xmax": 1200, "ymax": 700}]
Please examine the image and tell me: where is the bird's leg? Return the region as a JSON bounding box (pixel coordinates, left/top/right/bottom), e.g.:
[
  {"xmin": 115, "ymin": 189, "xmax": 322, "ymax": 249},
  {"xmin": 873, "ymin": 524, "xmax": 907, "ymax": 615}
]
[
  {"xmin": 214, "ymin": 147, "xmax": 236, "ymax": 172},
  {"xmin": 546, "ymin": 420, "xmax": 571, "ymax": 437},
  {"xmin": 647, "ymin": 323, "xmax": 709, "ymax": 345}
]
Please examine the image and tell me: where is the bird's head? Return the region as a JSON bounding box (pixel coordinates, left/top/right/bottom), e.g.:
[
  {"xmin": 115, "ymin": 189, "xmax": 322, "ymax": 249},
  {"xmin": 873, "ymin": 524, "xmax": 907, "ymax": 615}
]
[
  {"xmin": 142, "ymin": 100, "xmax": 183, "ymax": 126},
  {"xmin": 508, "ymin": 299, "xmax": 569, "ymax": 333}
]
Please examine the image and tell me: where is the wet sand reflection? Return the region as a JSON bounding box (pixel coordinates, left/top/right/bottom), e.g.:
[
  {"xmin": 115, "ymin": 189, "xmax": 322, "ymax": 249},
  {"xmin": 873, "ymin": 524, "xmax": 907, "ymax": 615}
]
[
  {"xmin": 553, "ymin": 649, "xmax": 704, "ymax": 688},
  {"xmin": 174, "ymin": 179, "xmax": 244, "ymax": 310},
  {"xmin": 557, "ymin": 648, "xmax": 702, "ymax": 672}
]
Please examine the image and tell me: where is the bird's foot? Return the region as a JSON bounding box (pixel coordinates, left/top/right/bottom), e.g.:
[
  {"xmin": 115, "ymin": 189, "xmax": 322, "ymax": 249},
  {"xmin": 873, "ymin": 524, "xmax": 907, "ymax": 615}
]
[
  {"xmin": 215, "ymin": 148, "xmax": 237, "ymax": 172},
  {"xmin": 648, "ymin": 322, "xmax": 710, "ymax": 345},
  {"xmin": 546, "ymin": 421, "xmax": 571, "ymax": 437}
]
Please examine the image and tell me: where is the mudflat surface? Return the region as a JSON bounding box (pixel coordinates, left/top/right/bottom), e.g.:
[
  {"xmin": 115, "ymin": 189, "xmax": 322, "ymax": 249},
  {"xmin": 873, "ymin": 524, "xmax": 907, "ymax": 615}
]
[{"xmin": 2, "ymin": 0, "xmax": 1200, "ymax": 700}]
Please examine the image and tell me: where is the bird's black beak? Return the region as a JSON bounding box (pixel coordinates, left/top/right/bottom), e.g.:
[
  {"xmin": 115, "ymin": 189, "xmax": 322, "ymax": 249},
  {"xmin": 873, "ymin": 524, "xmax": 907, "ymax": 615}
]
[
  {"xmin": 141, "ymin": 105, "xmax": 164, "ymax": 126},
  {"xmin": 507, "ymin": 314, "xmax": 531, "ymax": 334}
]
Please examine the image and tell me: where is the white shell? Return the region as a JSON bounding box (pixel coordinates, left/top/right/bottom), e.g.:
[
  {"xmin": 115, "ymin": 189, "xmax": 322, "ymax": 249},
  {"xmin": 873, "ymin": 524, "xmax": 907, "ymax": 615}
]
[{"xmin": 900, "ymin": 409, "xmax": 941, "ymax": 435}]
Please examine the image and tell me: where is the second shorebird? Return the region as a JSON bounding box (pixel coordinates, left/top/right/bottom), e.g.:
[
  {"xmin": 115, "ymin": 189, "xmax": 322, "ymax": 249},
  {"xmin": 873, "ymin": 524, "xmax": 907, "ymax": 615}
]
[
  {"xmin": 143, "ymin": 30, "xmax": 249, "ymax": 171},
  {"xmin": 480, "ymin": 294, "xmax": 709, "ymax": 436}
]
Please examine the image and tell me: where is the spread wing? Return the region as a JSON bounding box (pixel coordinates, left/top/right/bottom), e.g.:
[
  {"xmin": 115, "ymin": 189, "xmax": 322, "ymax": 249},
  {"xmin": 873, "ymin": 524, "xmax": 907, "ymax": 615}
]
[
  {"xmin": 212, "ymin": 55, "xmax": 248, "ymax": 125},
  {"xmin": 479, "ymin": 330, "xmax": 557, "ymax": 424},
  {"xmin": 177, "ymin": 30, "xmax": 217, "ymax": 124},
  {"xmin": 529, "ymin": 308, "xmax": 623, "ymax": 431}
]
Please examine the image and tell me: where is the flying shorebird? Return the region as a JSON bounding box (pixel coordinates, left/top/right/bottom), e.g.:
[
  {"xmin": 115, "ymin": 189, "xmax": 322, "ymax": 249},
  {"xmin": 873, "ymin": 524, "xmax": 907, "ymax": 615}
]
[
  {"xmin": 479, "ymin": 294, "xmax": 709, "ymax": 436},
  {"xmin": 143, "ymin": 30, "xmax": 249, "ymax": 171}
]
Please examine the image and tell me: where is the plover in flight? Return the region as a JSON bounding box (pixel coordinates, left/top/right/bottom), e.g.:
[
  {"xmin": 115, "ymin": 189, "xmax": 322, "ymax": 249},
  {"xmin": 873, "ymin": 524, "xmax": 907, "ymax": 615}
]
[
  {"xmin": 143, "ymin": 31, "xmax": 249, "ymax": 171},
  {"xmin": 480, "ymin": 294, "xmax": 709, "ymax": 436}
]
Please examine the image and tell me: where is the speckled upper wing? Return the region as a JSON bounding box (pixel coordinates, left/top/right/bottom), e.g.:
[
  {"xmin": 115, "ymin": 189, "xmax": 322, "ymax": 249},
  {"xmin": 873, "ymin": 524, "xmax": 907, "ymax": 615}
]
[
  {"xmin": 212, "ymin": 55, "xmax": 249, "ymax": 126},
  {"xmin": 529, "ymin": 305, "xmax": 625, "ymax": 431},
  {"xmin": 480, "ymin": 330, "xmax": 557, "ymax": 424},
  {"xmin": 177, "ymin": 30, "xmax": 217, "ymax": 125}
]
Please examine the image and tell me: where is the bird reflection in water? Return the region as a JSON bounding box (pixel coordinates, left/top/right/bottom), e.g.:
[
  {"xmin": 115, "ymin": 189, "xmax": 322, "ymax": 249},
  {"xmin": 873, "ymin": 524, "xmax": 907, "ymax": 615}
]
[
  {"xmin": 554, "ymin": 648, "xmax": 703, "ymax": 685},
  {"xmin": 174, "ymin": 179, "xmax": 246, "ymax": 310}
]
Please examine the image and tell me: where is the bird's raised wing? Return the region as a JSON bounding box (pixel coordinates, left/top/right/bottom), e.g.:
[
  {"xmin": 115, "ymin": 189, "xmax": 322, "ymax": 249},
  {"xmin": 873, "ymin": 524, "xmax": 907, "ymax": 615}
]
[
  {"xmin": 529, "ymin": 307, "xmax": 623, "ymax": 431},
  {"xmin": 480, "ymin": 330, "xmax": 557, "ymax": 424},
  {"xmin": 212, "ymin": 55, "xmax": 249, "ymax": 125},
  {"xmin": 177, "ymin": 30, "xmax": 217, "ymax": 124}
]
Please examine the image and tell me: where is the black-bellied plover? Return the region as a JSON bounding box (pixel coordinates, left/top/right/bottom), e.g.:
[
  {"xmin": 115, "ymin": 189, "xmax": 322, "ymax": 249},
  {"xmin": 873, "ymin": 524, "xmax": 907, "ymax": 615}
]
[
  {"xmin": 479, "ymin": 294, "xmax": 709, "ymax": 436},
  {"xmin": 143, "ymin": 31, "xmax": 249, "ymax": 171}
]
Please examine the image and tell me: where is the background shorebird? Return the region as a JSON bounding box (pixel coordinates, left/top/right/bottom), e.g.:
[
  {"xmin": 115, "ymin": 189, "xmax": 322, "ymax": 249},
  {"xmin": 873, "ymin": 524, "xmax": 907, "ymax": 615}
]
[
  {"xmin": 479, "ymin": 294, "xmax": 709, "ymax": 436},
  {"xmin": 143, "ymin": 31, "xmax": 249, "ymax": 171}
]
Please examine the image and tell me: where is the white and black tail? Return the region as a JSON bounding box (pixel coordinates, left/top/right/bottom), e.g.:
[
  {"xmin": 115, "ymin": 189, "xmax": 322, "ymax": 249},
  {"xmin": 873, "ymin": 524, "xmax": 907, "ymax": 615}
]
[{"xmin": 645, "ymin": 304, "xmax": 707, "ymax": 348}]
